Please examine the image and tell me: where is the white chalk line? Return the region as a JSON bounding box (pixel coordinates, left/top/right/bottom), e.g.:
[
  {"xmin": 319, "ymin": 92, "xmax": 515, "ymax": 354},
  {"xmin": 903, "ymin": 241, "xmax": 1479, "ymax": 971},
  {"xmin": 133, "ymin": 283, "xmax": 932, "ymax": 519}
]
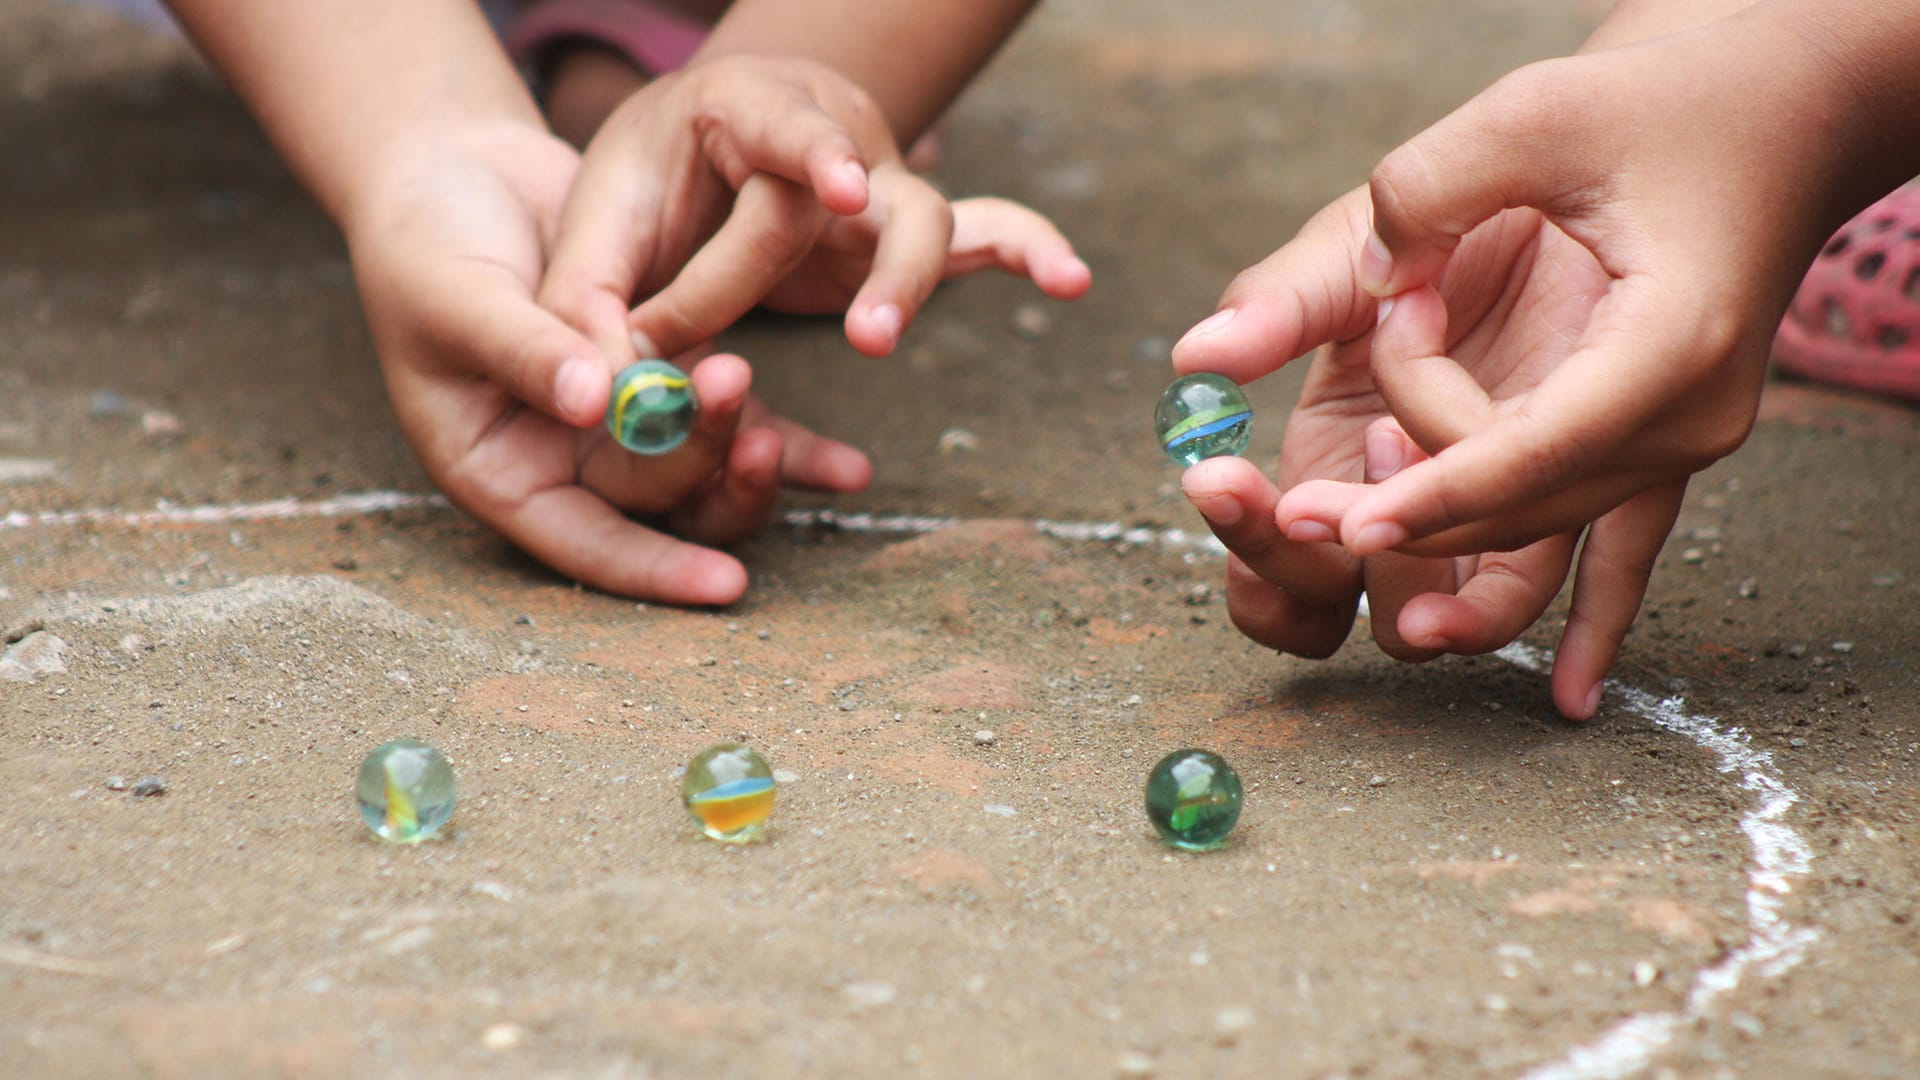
[
  {"xmin": 1, "ymin": 491, "xmax": 1816, "ymax": 1076},
  {"xmin": 0, "ymin": 491, "xmax": 448, "ymax": 531},
  {"xmin": 1503, "ymin": 643, "xmax": 1819, "ymax": 1080}
]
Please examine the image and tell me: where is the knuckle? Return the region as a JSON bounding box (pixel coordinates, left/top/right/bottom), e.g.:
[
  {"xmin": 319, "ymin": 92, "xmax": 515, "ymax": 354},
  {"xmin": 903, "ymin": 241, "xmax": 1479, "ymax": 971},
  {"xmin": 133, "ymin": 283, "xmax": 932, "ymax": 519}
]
[
  {"xmin": 438, "ymin": 447, "xmax": 522, "ymax": 514},
  {"xmin": 1367, "ymin": 143, "xmax": 1448, "ymax": 247},
  {"xmin": 640, "ymin": 301, "xmax": 704, "ymax": 354},
  {"xmin": 832, "ymin": 82, "xmax": 885, "ymax": 139},
  {"xmin": 740, "ymin": 219, "xmax": 813, "ymax": 272},
  {"xmin": 536, "ymin": 279, "xmax": 593, "ymax": 331},
  {"xmin": 1480, "ymin": 59, "xmax": 1591, "ymax": 144}
]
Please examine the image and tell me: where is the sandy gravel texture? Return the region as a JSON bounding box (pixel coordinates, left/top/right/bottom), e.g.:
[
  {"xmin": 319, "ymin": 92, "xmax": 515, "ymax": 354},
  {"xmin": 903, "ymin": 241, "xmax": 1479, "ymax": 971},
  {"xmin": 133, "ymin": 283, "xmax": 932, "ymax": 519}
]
[{"xmin": 3, "ymin": 1, "xmax": 1917, "ymax": 1077}]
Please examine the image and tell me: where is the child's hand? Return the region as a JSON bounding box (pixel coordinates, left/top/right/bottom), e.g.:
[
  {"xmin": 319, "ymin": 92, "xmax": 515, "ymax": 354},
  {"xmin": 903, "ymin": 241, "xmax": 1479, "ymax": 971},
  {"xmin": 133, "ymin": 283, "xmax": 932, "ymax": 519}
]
[
  {"xmin": 538, "ymin": 54, "xmax": 1090, "ymax": 366},
  {"xmin": 1173, "ymin": 184, "xmax": 1677, "ymax": 720},
  {"xmin": 1172, "ymin": 6, "xmax": 1914, "ymax": 717},
  {"xmin": 346, "ymin": 121, "xmax": 845, "ymax": 605}
]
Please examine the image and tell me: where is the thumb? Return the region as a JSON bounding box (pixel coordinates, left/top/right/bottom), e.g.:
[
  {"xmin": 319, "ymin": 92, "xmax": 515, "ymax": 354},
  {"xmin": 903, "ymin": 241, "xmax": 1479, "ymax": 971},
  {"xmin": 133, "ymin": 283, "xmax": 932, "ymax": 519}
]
[
  {"xmin": 1360, "ymin": 58, "xmax": 1605, "ymax": 297},
  {"xmin": 628, "ymin": 173, "xmax": 829, "ymax": 360},
  {"xmin": 1171, "ymin": 187, "xmax": 1377, "ymax": 384},
  {"xmin": 412, "ymin": 259, "xmax": 613, "ymax": 429}
]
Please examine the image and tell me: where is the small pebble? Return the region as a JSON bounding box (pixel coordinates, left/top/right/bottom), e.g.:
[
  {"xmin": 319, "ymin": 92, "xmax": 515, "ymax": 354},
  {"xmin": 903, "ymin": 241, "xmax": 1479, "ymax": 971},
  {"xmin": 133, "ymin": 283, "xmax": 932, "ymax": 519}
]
[
  {"xmin": 140, "ymin": 410, "xmax": 184, "ymax": 441},
  {"xmin": 1730, "ymin": 1012, "xmax": 1765, "ymax": 1040},
  {"xmin": 1011, "ymin": 304, "xmax": 1053, "ymax": 339},
  {"xmin": 480, "ymin": 1022, "xmax": 525, "ymax": 1051},
  {"xmin": 0, "ymin": 630, "xmax": 67, "ymax": 682},
  {"xmin": 1132, "ymin": 335, "xmax": 1171, "ymax": 363},
  {"xmin": 105, "ymin": 776, "xmax": 129, "ymax": 791},
  {"xmin": 1680, "ymin": 547, "xmax": 1705, "ymax": 564},
  {"xmin": 131, "ymin": 776, "xmax": 167, "ymax": 797},
  {"xmin": 0, "ymin": 458, "xmax": 58, "ymax": 485},
  {"xmin": 938, "ymin": 428, "xmax": 979, "ymax": 455},
  {"xmin": 842, "ymin": 981, "xmax": 896, "ymax": 1009},
  {"xmin": 1632, "ymin": 961, "xmax": 1659, "ymax": 988},
  {"xmin": 1737, "ymin": 579, "xmax": 1759, "ymax": 599},
  {"xmin": 973, "ymin": 730, "xmax": 996, "ymax": 746},
  {"xmin": 1831, "ymin": 641, "xmax": 1854, "ymax": 655},
  {"xmin": 90, "ymin": 390, "xmax": 132, "ymax": 419},
  {"xmin": 1115, "ymin": 1051, "xmax": 1156, "ymax": 1077},
  {"xmin": 1213, "ymin": 1006, "xmax": 1256, "ymax": 1042},
  {"xmin": 1368, "ymin": 775, "xmax": 1388, "ymax": 787}
]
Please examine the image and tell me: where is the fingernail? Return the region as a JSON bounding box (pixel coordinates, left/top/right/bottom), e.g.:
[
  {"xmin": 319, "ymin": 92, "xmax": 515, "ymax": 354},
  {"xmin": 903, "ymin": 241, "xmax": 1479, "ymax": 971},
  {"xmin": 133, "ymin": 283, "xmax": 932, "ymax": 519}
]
[
  {"xmin": 839, "ymin": 159, "xmax": 869, "ymax": 203},
  {"xmin": 870, "ymin": 303, "xmax": 902, "ymax": 341},
  {"xmin": 1283, "ymin": 519, "xmax": 1338, "ymax": 544},
  {"xmin": 1351, "ymin": 521, "xmax": 1410, "ymax": 555},
  {"xmin": 1359, "ymin": 229, "xmax": 1393, "ymax": 295},
  {"xmin": 629, "ymin": 330, "xmax": 662, "ymax": 359},
  {"xmin": 1064, "ymin": 256, "xmax": 1092, "ymax": 281},
  {"xmin": 1176, "ymin": 308, "xmax": 1236, "ymax": 348},
  {"xmin": 554, "ymin": 356, "xmax": 597, "ymax": 422},
  {"xmin": 1375, "ymin": 294, "xmax": 1396, "ymax": 327},
  {"xmin": 1583, "ymin": 681, "xmax": 1606, "ymax": 717},
  {"xmin": 1364, "ymin": 426, "xmax": 1409, "ymax": 482},
  {"xmin": 1187, "ymin": 489, "xmax": 1243, "ymax": 528}
]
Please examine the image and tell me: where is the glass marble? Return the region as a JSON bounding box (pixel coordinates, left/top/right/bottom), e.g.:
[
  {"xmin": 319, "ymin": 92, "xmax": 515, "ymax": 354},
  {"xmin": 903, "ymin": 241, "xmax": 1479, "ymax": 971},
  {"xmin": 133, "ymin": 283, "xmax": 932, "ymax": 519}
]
[
  {"xmin": 1154, "ymin": 373, "xmax": 1253, "ymax": 465},
  {"xmin": 606, "ymin": 359, "xmax": 697, "ymax": 454},
  {"xmin": 680, "ymin": 742, "xmax": 776, "ymax": 843},
  {"xmin": 356, "ymin": 739, "xmax": 457, "ymax": 843},
  {"xmin": 1144, "ymin": 748, "xmax": 1243, "ymax": 851}
]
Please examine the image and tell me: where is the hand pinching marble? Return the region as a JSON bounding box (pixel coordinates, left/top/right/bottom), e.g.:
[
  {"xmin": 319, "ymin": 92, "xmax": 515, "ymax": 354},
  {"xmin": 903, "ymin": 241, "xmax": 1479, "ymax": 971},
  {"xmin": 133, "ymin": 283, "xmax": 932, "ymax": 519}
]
[
  {"xmin": 356, "ymin": 739, "xmax": 457, "ymax": 843},
  {"xmin": 606, "ymin": 359, "xmax": 697, "ymax": 454},
  {"xmin": 1144, "ymin": 748, "xmax": 1242, "ymax": 851},
  {"xmin": 1154, "ymin": 373, "xmax": 1253, "ymax": 465},
  {"xmin": 680, "ymin": 742, "xmax": 776, "ymax": 843}
]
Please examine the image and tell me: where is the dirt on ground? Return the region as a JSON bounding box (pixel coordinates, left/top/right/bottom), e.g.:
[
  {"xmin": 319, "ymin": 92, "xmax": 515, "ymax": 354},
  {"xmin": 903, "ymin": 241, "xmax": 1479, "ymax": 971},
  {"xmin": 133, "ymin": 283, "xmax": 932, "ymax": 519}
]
[{"xmin": 3, "ymin": 1, "xmax": 1917, "ymax": 1078}]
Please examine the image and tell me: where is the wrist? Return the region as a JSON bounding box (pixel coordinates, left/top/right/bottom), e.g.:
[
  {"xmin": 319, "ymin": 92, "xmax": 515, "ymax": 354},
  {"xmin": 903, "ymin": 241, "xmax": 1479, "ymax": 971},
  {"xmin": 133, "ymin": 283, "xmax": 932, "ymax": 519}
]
[
  {"xmin": 1772, "ymin": 2, "xmax": 1920, "ymax": 210},
  {"xmin": 1580, "ymin": 0, "xmax": 1761, "ymax": 52},
  {"xmin": 339, "ymin": 119, "xmax": 573, "ymax": 243}
]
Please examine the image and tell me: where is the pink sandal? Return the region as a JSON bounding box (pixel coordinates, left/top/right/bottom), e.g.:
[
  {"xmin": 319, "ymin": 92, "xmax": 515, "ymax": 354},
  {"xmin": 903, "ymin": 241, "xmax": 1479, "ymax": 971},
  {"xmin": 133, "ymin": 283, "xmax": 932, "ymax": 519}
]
[
  {"xmin": 504, "ymin": 0, "xmax": 710, "ymax": 80},
  {"xmin": 502, "ymin": 0, "xmax": 944, "ymax": 169},
  {"xmin": 1773, "ymin": 183, "xmax": 1920, "ymax": 401}
]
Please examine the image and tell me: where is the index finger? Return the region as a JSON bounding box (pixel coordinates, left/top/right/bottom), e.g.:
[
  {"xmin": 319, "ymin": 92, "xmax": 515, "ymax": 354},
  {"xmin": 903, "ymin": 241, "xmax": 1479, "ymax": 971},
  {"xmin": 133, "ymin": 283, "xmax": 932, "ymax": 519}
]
[
  {"xmin": 1170, "ymin": 187, "xmax": 1378, "ymax": 385},
  {"xmin": 1346, "ymin": 275, "xmax": 1744, "ymax": 555},
  {"xmin": 497, "ymin": 484, "xmax": 751, "ymax": 605},
  {"xmin": 627, "ymin": 173, "xmax": 831, "ymax": 358}
]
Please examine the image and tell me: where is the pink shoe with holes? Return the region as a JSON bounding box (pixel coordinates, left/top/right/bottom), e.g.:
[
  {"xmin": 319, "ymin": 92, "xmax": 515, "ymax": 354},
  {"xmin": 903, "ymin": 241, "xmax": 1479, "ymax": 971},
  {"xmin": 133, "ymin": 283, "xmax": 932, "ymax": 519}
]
[{"xmin": 1773, "ymin": 184, "xmax": 1920, "ymax": 401}]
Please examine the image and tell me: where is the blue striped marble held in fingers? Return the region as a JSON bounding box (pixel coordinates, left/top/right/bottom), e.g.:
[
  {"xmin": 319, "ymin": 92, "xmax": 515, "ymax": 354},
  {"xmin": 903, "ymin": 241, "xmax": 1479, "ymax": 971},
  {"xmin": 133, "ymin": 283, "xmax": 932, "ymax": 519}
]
[
  {"xmin": 606, "ymin": 359, "xmax": 698, "ymax": 454},
  {"xmin": 1154, "ymin": 373, "xmax": 1253, "ymax": 465}
]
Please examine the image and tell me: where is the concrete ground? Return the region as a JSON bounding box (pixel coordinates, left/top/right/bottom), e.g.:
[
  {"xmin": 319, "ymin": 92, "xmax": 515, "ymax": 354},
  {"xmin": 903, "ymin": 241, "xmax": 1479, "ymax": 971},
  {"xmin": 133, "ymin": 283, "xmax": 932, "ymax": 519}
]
[{"xmin": 3, "ymin": 1, "xmax": 1917, "ymax": 1077}]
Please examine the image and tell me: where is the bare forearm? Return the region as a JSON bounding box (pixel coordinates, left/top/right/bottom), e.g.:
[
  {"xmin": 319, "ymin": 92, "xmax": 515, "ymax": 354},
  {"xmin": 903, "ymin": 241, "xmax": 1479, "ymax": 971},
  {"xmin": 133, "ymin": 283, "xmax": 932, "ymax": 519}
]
[
  {"xmin": 1779, "ymin": 0, "xmax": 1920, "ymax": 198},
  {"xmin": 1582, "ymin": 0, "xmax": 1761, "ymax": 51},
  {"xmin": 163, "ymin": 0, "xmax": 542, "ymax": 227},
  {"xmin": 692, "ymin": 0, "xmax": 1036, "ymax": 140},
  {"xmin": 1584, "ymin": 0, "xmax": 1920, "ymax": 219}
]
